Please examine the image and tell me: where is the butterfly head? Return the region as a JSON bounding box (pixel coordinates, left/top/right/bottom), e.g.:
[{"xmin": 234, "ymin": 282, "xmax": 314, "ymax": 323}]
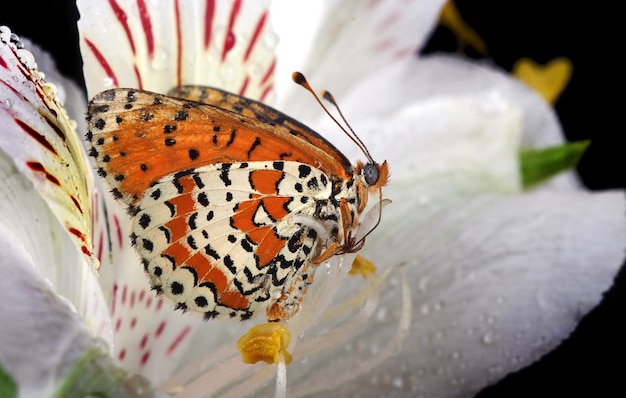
[{"xmin": 358, "ymin": 160, "xmax": 389, "ymax": 193}]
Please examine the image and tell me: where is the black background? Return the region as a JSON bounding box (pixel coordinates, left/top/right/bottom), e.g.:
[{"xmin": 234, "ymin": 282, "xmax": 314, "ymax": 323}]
[{"xmin": 3, "ymin": 0, "xmax": 624, "ymax": 396}]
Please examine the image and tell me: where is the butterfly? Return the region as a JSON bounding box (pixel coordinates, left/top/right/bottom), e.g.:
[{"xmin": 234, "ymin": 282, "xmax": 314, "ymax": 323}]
[{"xmin": 86, "ymin": 73, "xmax": 388, "ymax": 322}]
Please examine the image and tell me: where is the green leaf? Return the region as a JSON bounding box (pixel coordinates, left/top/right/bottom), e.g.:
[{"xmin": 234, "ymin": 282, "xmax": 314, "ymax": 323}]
[
  {"xmin": 0, "ymin": 364, "xmax": 17, "ymax": 398},
  {"xmin": 520, "ymin": 140, "xmax": 590, "ymax": 189}
]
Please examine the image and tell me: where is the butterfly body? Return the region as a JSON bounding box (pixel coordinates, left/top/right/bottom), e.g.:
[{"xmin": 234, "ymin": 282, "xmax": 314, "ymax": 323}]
[{"xmin": 87, "ymin": 86, "xmax": 387, "ymax": 321}]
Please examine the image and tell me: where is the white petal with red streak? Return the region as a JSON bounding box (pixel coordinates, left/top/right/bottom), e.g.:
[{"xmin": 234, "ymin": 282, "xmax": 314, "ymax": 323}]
[{"xmin": 78, "ymin": 0, "xmax": 277, "ymax": 101}]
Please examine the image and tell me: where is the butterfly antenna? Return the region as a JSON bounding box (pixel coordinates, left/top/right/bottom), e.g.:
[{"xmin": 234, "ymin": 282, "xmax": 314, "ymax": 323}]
[
  {"xmin": 321, "ymin": 90, "xmax": 374, "ymax": 163},
  {"xmin": 292, "ymin": 72, "xmax": 372, "ymax": 161}
]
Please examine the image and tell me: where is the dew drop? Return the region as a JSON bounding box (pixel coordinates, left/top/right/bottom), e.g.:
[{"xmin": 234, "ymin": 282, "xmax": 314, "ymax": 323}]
[
  {"xmin": 219, "ymin": 63, "xmax": 237, "ymax": 83},
  {"xmin": 16, "ymin": 48, "xmax": 36, "ymax": 69},
  {"xmin": 248, "ymin": 62, "xmax": 263, "ymax": 78},
  {"xmin": 150, "ymin": 47, "xmax": 170, "ymax": 71},
  {"xmin": 433, "ymin": 331, "xmax": 444, "ymax": 341},
  {"xmin": 392, "ymin": 377, "xmax": 403, "ymax": 389},
  {"xmin": 482, "ymin": 331, "xmax": 495, "ymax": 345},
  {"xmin": 420, "ymin": 303, "xmax": 430, "ymax": 315},
  {"xmin": 451, "ymin": 351, "xmax": 460, "ymax": 359},
  {"xmin": 102, "ymin": 77, "xmax": 115, "ymax": 88},
  {"xmin": 264, "ymin": 30, "xmax": 279, "ymax": 48},
  {"xmin": 42, "ymin": 82, "xmax": 57, "ymax": 100},
  {"xmin": 376, "ymin": 307, "xmax": 388, "ymax": 322},
  {"xmin": 417, "ymin": 276, "xmax": 430, "ymax": 291}
]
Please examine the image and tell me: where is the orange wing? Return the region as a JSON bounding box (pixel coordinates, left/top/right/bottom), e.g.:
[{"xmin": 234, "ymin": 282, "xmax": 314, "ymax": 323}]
[
  {"xmin": 86, "ymin": 88, "xmax": 352, "ymax": 206},
  {"xmin": 168, "ymin": 85, "xmax": 351, "ymax": 172}
]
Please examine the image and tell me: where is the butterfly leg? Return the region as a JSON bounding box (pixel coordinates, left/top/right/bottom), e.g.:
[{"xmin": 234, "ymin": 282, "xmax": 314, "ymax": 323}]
[
  {"xmin": 266, "ymin": 262, "xmax": 314, "ymax": 322},
  {"xmin": 312, "ymin": 198, "xmax": 360, "ymax": 265}
]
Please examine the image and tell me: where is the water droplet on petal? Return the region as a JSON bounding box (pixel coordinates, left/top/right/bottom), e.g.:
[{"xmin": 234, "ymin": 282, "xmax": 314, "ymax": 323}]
[
  {"xmin": 417, "ymin": 276, "xmax": 430, "ymax": 291},
  {"xmin": 102, "ymin": 77, "xmax": 115, "ymax": 88},
  {"xmin": 264, "ymin": 30, "xmax": 279, "ymax": 49},
  {"xmin": 420, "ymin": 303, "xmax": 430, "ymax": 315},
  {"xmin": 151, "ymin": 47, "xmax": 170, "ymax": 71},
  {"xmin": 482, "ymin": 331, "xmax": 495, "ymax": 345}
]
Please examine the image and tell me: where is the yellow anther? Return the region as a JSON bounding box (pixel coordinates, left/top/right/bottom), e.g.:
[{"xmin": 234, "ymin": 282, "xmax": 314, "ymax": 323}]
[
  {"xmin": 348, "ymin": 254, "xmax": 377, "ymax": 279},
  {"xmin": 237, "ymin": 322, "xmax": 293, "ymax": 365}
]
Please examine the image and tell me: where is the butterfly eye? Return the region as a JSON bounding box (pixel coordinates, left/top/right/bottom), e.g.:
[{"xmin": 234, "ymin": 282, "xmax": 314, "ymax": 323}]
[{"xmin": 363, "ymin": 163, "xmax": 379, "ymax": 186}]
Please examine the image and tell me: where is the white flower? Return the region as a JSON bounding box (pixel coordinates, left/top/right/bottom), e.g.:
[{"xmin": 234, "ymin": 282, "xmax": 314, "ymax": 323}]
[{"xmin": 1, "ymin": 1, "xmax": 624, "ymax": 398}]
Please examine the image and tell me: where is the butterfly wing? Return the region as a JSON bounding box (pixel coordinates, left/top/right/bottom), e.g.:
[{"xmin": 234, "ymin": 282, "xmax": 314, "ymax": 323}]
[
  {"xmin": 86, "ymin": 88, "xmax": 353, "ymax": 321},
  {"xmin": 87, "ymin": 88, "xmax": 352, "ymax": 207},
  {"xmin": 168, "ymin": 85, "xmax": 351, "ymax": 173},
  {"xmin": 132, "ymin": 160, "xmax": 334, "ymax": 320}
]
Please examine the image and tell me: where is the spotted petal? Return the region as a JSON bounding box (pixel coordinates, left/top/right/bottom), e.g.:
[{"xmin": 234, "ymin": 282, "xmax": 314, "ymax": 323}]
[{"xmin": 0, "ymin": 27, "xmax": 96, "ymax": 269}]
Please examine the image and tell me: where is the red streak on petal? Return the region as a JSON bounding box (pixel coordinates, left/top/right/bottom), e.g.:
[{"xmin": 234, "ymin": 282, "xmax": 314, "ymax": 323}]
[
  {"xmin": 113, "ymin": 214, "xmax": 123, "ymax": 249},
  {"xmin": 174, "ymin": 0, "xmax": 183, "ymax": 86},
  {"xmin": 155, "ymin": 320, "xmax": 166, "ymax": 337},
  {"xmin": 70, "ymin": 195, "xmax": 84, "ymax": 214},
  {"xmin": 130, "ymin": 317, "xmax": 137, "ymax": 329},
  {"xmin": 140, "ymin": 351, "xmax": 150, "ymax": 367},
  {"xmin": 259, "ymin": 84, "xmax": 273, "ymax": 103},
  {"xmin": 18, "ymin": 120, "xmax": 57, "ymax": 154},
  {"xmin": 68, "ymin": 227, "xmax": 87, "ymax": 242},
  {"xmin": 393, "ymin": 45, "xmax": 418, "ymax": 60},
  {"xmin": 139, "ymin": 290, "xmax": 145, "ymax": 302},
  {"xmin": 260, "ymin": 58, "xmax": 275, "ymax": 86},
  {"xmin": 41, "ymin": 114, "xmax": 65, "ymax": 140},
  {"xmin": 122, "ymin": 284, "xmax": 127, "ymax": 305},
  {"xmin": 0, "ymin": 56, "xmax": 8, "ymax": 69},
  {"xmin": 166, "ymin": 326, "xmax": 191, "ymax": 356},
  {"xmin": 111, "ymin": 283, "xmax": 118, "ymax": 316},
  {"xmin": 133, "ymin": 65, "xmax": 143, "ymax": 90},
  {"xmin": 243, "ymin": 11, "xmax": 267, "ymax": 62},
  {"xmin": 145, "ymin": 297, "xmax": 152, "ymax": 308},
  {"xmin": 140, "ymin": 333, "xmax": 149, "ymax": 349},
  {"xmin": 26, "ymin": 161, "xmax": 61, "ymax": 185},
  {"xmin": 97, "ymin": 230, "xmax": 104, "ymax": 263},
  {"xmin": 204, "ymin": 0, "xmax": 215, "ymax": 51},
  {"xmin": 81, "ymin": 245, "xmax": 92, "ymax": 256},
  {"xmin": 130, "ymin": 290, "xmax": 136, "ymax": 308},
  {"xmin": 118, "ymin": 349, "xmax": 126, "ymax": 361},
  {"xmin": 84, "ymin": 38, "xmax": 119, "ymax": 87},
  {"xmin": 156, "ymin": 297, "xmax": 163, "ymax": 311},
  {"xmin": 115, "ymin": 317, "xmax": 122, "ymax": 332},
  {"xmin": 108, "ymin": 0, "xmax": 137, "ymax": 55},
  {"xmin": 375, "ymin": 11, "xmax": 400, "ymax": 33},
  {"xmin": 372, "ymin": 38, "xmax": 395, "ymax": 54},
  {"xmin": 222, "ymin": 0, "xmax": 242, "ymax": 62},
  {"xmin": 238, "ymin": 75, "xmax": 249, "ymax": 96},
  {"xmin": 137, "ymin": 0, "xmax": 155, "ymax": 59}
]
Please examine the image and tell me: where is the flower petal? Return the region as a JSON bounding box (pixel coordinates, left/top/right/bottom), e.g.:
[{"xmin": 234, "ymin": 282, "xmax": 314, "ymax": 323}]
[
  {"xmin": 0, "ymin": 216, "xmax": 111, "ymax": 397},
  {"xmin": 0, "ymin": 27, "xmax": 97, "ymax": 269},
  {"xmin": 77, "ymin": 0, "xmax": 277, "ymax": 101},
  {"xmin": 273, "ymin": 0, "xmax": 448, "ymax": 110},
  {"xmin": 299, "ymin": 55, "xmax": 579, "ymax": 190},
  {"xmin": 291, "ymin": 188, "xmax": 625, "ymax": 396}
]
